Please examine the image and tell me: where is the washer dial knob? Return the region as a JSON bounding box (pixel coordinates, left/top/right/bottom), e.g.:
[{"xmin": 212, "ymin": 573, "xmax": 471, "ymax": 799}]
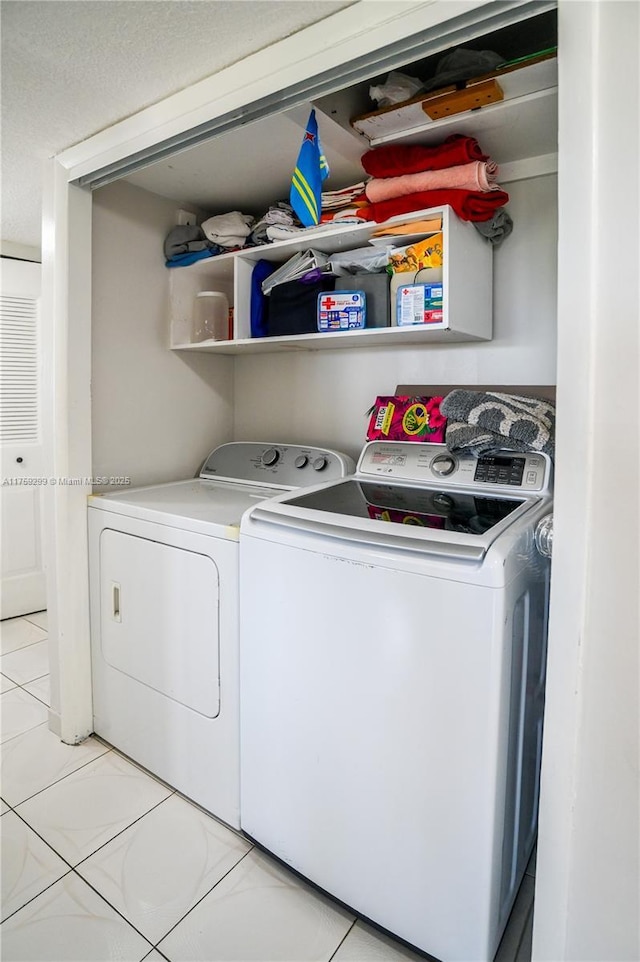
[
  {"xmin": 312, "ymin": 456, "xmax": 328, "ymax": 471},
  {"xmin": 294, "ymin": 455, "xmax": 308, "ymax": 469},
  {"xmin": 431, "ymin": 454, "xmax": 456, "ymax": 477},
  {"xmin": 262, "ymin": 447, "xmax": 280, "ymax": 467}
]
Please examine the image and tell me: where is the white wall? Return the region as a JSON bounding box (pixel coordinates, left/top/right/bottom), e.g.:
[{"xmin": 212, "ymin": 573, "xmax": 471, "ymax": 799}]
[
  {"xmin": 233, "ymin": 174, "xmax": 557, "ymax": 458},
  {"xmin": 91, "ymin": 180, "xmax": 234, "ymax": 488},
  {"xmin": 533, "ymin": 2, "xmax": 640, "ymax": 959}
]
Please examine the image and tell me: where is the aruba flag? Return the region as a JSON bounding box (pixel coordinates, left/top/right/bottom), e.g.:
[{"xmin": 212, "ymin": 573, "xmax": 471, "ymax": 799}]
[{"xmin": 290, "ymin": 110, "xmax": 329, "ymax": 227}]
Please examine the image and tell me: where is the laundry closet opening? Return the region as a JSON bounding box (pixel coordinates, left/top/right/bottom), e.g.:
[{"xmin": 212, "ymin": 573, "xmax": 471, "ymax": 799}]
[
  {"xmin": 89, "ymin": 1, "xmax": 558, "ymax": 487},
  {"xmin": 86, "ymin": 7, "xmax": 558, "ymax": 952}
]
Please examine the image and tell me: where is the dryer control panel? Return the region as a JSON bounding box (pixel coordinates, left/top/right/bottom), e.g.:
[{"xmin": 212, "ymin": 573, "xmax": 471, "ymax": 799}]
[
  {"xmin": 200, "ymin": 442, "xmax": 355, "ymax": 488},
  {"xmin": 358, "ymin": 442, "xmax": 552, "ymax": 496}
]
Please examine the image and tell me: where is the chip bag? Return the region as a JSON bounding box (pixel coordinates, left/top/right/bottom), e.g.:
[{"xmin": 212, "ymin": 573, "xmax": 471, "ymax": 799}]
[
  {"xmin": 366, "ymin": 395, "xmax": 446, "ymax": 442},
  {"xmin": 388, "ymin": 233, "xmax": 444, "ymax": 273}
]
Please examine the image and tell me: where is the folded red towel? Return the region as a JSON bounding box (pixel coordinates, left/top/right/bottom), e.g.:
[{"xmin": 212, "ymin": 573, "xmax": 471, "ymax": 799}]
[
  {"xmin": 358, "ymin": 188, "xmax": 510, "ymax": 223},
  {"xmin": 361, "ymin": 135, "xmax": 489, "ymax": 178}
]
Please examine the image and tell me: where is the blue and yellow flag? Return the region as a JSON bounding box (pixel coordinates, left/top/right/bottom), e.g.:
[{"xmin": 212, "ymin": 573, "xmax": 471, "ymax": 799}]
[{"xmin": 290, "ymin": 110, "xmax": 329, "ymax": 227}]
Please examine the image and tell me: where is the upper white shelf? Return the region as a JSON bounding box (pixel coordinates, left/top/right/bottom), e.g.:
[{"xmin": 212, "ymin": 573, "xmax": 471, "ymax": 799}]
[{"xmin": 325, "ymin": 55, "xmax": 558, "ymax": 169}]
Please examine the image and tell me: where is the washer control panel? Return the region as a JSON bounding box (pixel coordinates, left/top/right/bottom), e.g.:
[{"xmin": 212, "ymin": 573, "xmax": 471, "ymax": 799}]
[
  {"xmin": 358, "ymin": 442, "xmax": 552, "ymax": 495},
  {"xmin": 200, "ymin": 442, "xmax": 355, "ymax": 487},
  {"xmin": 431, "ymin": 454, "xmax": 457, "ymax": 477}
]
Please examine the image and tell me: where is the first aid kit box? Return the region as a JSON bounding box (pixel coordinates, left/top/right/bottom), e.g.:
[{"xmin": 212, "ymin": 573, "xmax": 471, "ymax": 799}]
[
  {"xmin": 396, "ymin": 283, "xmax": 444, "ymax": 326},
  {"xmin": 318, "ymin": 291, "xmax": 366, "ymax": 332}
]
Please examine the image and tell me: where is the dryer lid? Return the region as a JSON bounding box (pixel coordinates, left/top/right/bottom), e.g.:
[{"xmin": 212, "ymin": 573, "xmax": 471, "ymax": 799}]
[{"xmin": 88, "ymin": 478, "xmax": 284, "ymax": 538}]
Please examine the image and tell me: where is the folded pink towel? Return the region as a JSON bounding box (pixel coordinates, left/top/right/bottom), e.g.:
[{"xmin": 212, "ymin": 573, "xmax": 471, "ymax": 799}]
[{"xmin": 365, "ymin": 161, "xmax": 500, "ymax": 204}]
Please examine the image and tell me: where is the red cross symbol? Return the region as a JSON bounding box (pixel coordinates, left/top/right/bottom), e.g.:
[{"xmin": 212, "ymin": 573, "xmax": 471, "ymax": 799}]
[{"xmin": 323, "ymin": 297, "xmax": 337, "ymax": 309}]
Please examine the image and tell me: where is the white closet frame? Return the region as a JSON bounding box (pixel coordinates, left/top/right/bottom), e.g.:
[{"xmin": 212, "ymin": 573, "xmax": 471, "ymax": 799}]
[{"xmin": 40, "ymin": 2, "xmax": 639, "ymax": 960}]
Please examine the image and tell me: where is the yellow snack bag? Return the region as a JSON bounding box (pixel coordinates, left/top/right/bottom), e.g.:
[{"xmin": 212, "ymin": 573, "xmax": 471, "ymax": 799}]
[{"xmin": 389, "ymin": 232, "xmax": 444, "ymax": 273}]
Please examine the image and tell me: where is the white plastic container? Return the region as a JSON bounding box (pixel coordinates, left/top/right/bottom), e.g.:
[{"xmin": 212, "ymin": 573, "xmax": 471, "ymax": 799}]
[{"xmin": 192, "ymin": 291, "xmax": 229, "ymax": 342}]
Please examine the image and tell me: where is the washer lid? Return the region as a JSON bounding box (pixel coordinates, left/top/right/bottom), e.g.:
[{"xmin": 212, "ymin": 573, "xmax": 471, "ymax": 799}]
[
  {"xmin": 244, "ymin": 475, "xmax": 550, "ymax": 562},
  {"xmin": 88, "ymin": 478, "xmax": 284, "ymax": 537},
  {"xmin": 293, "ymin": 478, "xmax": 526, "ymax": 535}
]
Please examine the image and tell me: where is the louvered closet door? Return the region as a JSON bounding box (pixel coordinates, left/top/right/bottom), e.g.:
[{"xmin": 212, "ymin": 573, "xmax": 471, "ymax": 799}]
[{"xmin": 0, "ymin": 258, "xmax": 45, "ymax": 619}]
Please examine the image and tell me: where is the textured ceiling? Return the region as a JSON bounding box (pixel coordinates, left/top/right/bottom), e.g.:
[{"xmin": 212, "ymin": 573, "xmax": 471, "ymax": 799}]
[{"xmin": 0, "ymin": 0, "xmax": 355, "ymax": 252}]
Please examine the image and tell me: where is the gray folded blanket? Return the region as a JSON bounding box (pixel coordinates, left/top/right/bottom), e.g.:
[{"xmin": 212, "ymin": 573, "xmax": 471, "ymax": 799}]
[
  {"xmin": 164, "ymin": 225, "xmax": 209, "ymax": 258},
  {"xmin": 441, "ymin": 390, "xmax": 555, "ymax": 458}
]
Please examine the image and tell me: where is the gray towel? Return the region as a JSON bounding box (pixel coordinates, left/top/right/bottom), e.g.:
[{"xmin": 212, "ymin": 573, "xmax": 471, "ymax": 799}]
[
  {"xmin": 163, "ymin": 225, "xmax": 207, "ymax": 258},
  {"xmin": 441, "ymin": 390, "xmax": 555, "ymax": 458},
  {"xmin": 473, "ymin": 208, "xmax": 514, "ymax": 248}
]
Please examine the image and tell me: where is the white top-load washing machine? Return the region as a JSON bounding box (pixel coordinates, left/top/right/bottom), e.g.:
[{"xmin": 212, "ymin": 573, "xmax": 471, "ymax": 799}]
[
  {"xmin": 88, "ymin": 441, "xmax": 354, "ymax": 829},
  {"xmin": 239, "ymin": 440, "xmax": 553, "ymax": 961}
]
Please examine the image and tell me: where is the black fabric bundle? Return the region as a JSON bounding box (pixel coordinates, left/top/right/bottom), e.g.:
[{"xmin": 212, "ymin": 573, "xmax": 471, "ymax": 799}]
[
  {"xmin": 440, "ymin": 390, "xmax": 555, "ymax": 458},
  {"xmin": 267, "ymin": 277, "xmax": 335, "ymax": 336}
]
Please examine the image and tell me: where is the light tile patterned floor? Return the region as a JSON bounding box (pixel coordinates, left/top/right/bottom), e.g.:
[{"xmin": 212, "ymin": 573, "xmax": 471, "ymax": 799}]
[{"xmin": 1, "ymin": 612, "xmax": 534, "ymax": 962}]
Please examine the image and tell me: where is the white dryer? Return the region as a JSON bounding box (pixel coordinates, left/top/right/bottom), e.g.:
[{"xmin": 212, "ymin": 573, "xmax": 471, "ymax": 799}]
[
  {"xmin": 240, "ymin": 441, "xmax": 553, "ymax": 960},
  {"xmin": 88, "ymin": 442, "xmax": 354, "ymax": 829}
]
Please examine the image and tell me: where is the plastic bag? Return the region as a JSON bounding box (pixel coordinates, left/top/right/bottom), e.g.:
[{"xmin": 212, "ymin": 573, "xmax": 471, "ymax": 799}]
[
  {"xmin": 369, "ymin": 71, "xmax": 422, "ymax": 108},
  {"xmin": 329, "ymin": 246, "xmax": 392, "ymax": 276}
]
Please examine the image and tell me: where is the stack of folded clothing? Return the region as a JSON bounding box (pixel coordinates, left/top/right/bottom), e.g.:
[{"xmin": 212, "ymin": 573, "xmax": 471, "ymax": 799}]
[
  {"xmin": 164, "ymin": 211, "xmax": 257, "ymax": 267},
  {"xmin": 164, "ymin": 225, "xmax": 224, "ymax": 268},
  {"xmin": 250, "ymin": 202, "xmax": 299, "ymax": 244},
  {"xmin": 357, "ymin": 134, "xmax": 511, "ymax": 227},
  {"xmin": 201, "ymin": 211, "xmax": 255, "ymax": 249},
  {"xmin": 320, "ymin": 182, "xmax": 368, "ymax": 223}
]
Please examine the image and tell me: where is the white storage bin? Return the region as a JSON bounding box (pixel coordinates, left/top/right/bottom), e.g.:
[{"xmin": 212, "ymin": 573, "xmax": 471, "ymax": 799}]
[{"xmin": 192, "ymin": 291, "xmax": 229, "ymax": 342}]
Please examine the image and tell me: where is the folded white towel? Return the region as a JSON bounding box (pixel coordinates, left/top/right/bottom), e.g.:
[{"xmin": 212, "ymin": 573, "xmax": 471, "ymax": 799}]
[
  {"xmin": 266, "ymin": 224, "xmax": 306, "ymax": 242},
  {"xmin": 201, "ymin": 211, "xmax": 254, "ymax": 247}
]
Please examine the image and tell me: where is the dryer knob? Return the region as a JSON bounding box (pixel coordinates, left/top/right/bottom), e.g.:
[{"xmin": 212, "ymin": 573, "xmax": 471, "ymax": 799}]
[
  {"xmin": 312, "ymin": 456, "xmax": 328, "ymax": 471},
  {"xmin": 294, "ymin": 455, "xmax": 308, "ymax": 469},
  {"xmin": 431, "ymin": 455, "xmax": 456, "ymax": 477},
  {"xmin": 262, "ymin": 448, "xmax": 280, "ymax": 466}
]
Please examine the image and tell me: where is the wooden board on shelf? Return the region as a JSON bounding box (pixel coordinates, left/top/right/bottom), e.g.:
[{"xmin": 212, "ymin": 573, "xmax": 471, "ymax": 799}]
[
  {"xmin": 351, "ymin": 52, "xmax": 557, "ymax": 145},
  {"xmin": 422, "ymin": 79, "xmax": 504, "ymax": 120}
]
